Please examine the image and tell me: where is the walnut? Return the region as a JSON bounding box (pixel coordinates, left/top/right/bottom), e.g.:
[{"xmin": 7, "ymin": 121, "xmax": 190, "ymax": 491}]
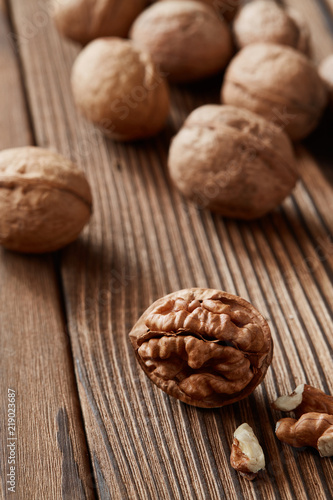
[
  {"xmin": 230, "ymin": 423, "xmax": 265, "ymax": 480},
  {"xmin": 168, "ymin": 104, "xmax": 298, "ymax": 219},
  {"xmin": 233, "ymin": 1, "xmax": 311, "ymax": 55},
  {"xmin": 275, "ymin": 413, "xmax": 333, "ymax": 457},
  {"xmin": 0, "ymin": 147, "xmax": 92, "ymax": 253},
  {"xmin": 53, "ymin": 0, "xmax": 148, "ymax": 45},
  {"xmin": 221, "ymin": 43, "xmax": 327, "ymax": 141},
  {"xmin": 129, "ymin": 288, "xmax": 273, "ymax": 408},
  {"xmin": 130, "ymin": 1, "xmax": 233, "ymax": 82},
  {"xmin": 319, "ymin": 54, "xmax": 333, "ymax": 107},
  {"xmin": 71, "ymin": 38, "xmax": 170, "ymax": 141},
  {"xmin": 272, "ymin": 384, "xmax": 333, "ymax": 418}
]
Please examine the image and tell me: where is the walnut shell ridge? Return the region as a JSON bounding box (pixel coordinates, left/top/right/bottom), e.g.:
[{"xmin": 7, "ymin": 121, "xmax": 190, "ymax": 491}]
[
  {"xmin": 71, "ymin": 38, "xmax": 170, "ymax": 141},
  {"xmin": 221, "ymin": 43, "xmax": 327, "ymax": 141},
  {"xmin": 0, "ymin": 147, "xmax": 92, "ymax": 253},
  {"xmin": 53, "ymin": 0, "xmax": 148, "ymax": 45},
  {"xmin": 129, "ymin": 288, "xmax": 273, "ymax": 408},
  {"xmin": 130, "ymin": 1, "xmax": 233, "ymax": 82},
  {"xmin": 168, "ymin": 104, "xmax": 298, "ymax": 219}
]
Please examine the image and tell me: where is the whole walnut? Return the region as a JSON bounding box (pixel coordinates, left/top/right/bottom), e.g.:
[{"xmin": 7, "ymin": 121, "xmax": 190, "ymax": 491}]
[
  {"xmin": 129, "ymin": 288, "xmax": 273, "ymax": 408},
  {"xmin": 71, "ymin": 38, "xmax": 170, "ymax": 141},
  {"xmin": 221, "ymin": 43, "xmax": 327, "ymax": 141},
  {"xmin": 233, "ymin": 0, "xmax": 311, "ymax": 55},
  {"xmin": 53, "ymin": 0, "xmax": 148, "ymax": 45},
  {"xmin": 168, "ymin": 105, "xmax": 298, "ymax": 219},
  {"xmin": 0, "ymin": 147, "xmax": 92, "ymax": 253},
  {"xmin": 130, "ymin": 1, "xmax": 233, "ymax": 82},
  {"xmin": 319, "ymin": 54, "xmax": 333, "ymax": 107}
]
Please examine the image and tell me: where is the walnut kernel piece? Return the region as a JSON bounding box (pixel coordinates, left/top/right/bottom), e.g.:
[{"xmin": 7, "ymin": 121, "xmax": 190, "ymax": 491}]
[
  {"xmin": 230, "ymin": 423, "xmax": 265, "ymax": 480},
  {"xmin": 0, "ymin": 147, "xmax": 92, "ymax": 253},
  {"xmin": 275, "ymin": 413, "xmax": 333, "ymax": 457},
  {"xmin": 129, "ymin": 288, "xmax": 273, "ymax": 408},
  {"xmin": 272, "ymin": 384, "xmax": 333, "ymax": 418}
]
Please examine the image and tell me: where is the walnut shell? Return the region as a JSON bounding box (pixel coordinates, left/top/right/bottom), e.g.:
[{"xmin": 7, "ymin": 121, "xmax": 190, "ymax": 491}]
[
  {"xmin": 168, "ymin": 104, "xmax": 298, "ymax": 219},
  {"xmin": 233, "ymin": 1, "xmax": 311, "ymax": 55},
  {"xmin": 53, "ymin": 0, "xmax": 148, "ymax": 45},
  {"xmin": 319, "ymin": 55, "xmax": 333, "ymax": 107},
  {"xmin": 0, "ymin": 147, "xmax": 92, "ymax": 253},
  {"xmin": 130, "ymin": 1, "xmax": 233, "ymax": 82},
  {"xmin": 129, "ymin": 288, "xmax": 273, "ymax": 408},
  {"xmin": 71, "ymin": 38, "xmax": 170, "ymax": 141},
  {"xmin": 221, "ymin": 43, "xmax": 327, "ymax": 141}
]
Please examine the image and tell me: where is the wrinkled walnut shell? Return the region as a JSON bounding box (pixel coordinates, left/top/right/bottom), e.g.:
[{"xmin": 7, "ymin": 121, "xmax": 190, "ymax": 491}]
[
  {"xmin": 53, "ymin": 0, "xmax": 148, "ymax": 45},
  {"xmin": 130, "ymin": 1, "xmax": 233, "ymax": 82},
  {"xmin": 0, "ymin": 147, "xmax": 92, "ymax": 253},
  {"xmin": 71, "ymin": 38, "xmax": 170, "ymax": 141},
  {"xmin": 168, "ymin": 104, "xmax": 298, "ymax": 219},
  {"xmin": 129, "ymin": 288, "xmax": 273, "ymax": 408},
  {"xmin": 222, "ymin": 43, "xmax": 327, "ymax": 141},
  {"xmin": 233, "ymin": 1, "xmax": 311, "ymax": 55}
]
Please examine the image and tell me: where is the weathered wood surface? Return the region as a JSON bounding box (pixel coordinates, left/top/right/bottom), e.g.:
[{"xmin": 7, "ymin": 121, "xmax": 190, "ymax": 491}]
[
  {"xmin": 0, "ymin": 1, "xmax": 95, "ymax": 499},
  {"xmin": 2, "ymin": 0, "xmax": 333, "ymax": 498}
]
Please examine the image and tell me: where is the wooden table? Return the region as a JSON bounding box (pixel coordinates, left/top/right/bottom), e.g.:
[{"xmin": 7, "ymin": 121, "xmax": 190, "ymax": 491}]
[{"xmin": 0, "ymin": 0, "xmax": 332, "ymax": 498}]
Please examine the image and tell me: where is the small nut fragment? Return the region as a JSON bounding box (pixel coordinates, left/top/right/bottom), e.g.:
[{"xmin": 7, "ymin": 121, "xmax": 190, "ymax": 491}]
[
  {"xmin": 168, "ymin": 104, "xmax": 298, "ymax": 219},
  {"xmin": 275, "ymin": 413, "xmax": 333, "ymax": 457},
  {"xmin": 53, "ymin": 0, "xmax": 148, "ymax": 45},
  {"xmin": 0, "ymin": 147, "xmax": 92, "ymax": 253},
  {"xmin": 222, "ymin": 43, "xmax": 327, "ymax": 141},
  {"xmin": 230, "ymin": 423, "xmax": 265, "ymax": 480},
  {"xmin": 272, "ymin": 384, "xmax": 333, "ymax": 418},
  {"xmin": 130, "ymin": 1, "xmax": 233, "ymax": 82},
  {"xmin": 319, "ymin": 54, "xmax": 333, "ymax": 107},
  {"xmin": 129, "ymin": 288, "xmax": 273, "ymax": 408},
  {"xmin": 71, "ymin": 38, "xmax": 170, "ymax": 141},
  {"xmin": 233, "ymin": 1, "xmax": 310, "ymax": 55}
]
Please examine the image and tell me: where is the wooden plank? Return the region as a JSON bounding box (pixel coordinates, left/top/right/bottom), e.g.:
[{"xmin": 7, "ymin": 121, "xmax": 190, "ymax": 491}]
[
  {"xmin": 9, "ymin": 0, "xmax": 333, "ymax": 498},
  {"xmin": 0, "ymin": 2, "xmax": 95, "ymax": 499}
]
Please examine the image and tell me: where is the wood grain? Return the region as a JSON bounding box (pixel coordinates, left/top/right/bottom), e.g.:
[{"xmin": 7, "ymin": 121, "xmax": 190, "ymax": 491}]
[
  {"xmin": 7, "ymin": 0, "xmax": 333, "ymax": 498},
  {"xmin": 0, "ymin": 2, "xmax": 95, "ymax": 498}
]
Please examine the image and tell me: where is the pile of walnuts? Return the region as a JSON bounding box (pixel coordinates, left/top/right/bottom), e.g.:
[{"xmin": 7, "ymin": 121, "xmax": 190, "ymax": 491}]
[{"xmin": 56, "ymin": 0, "xmax": 331, "ymax": 222}]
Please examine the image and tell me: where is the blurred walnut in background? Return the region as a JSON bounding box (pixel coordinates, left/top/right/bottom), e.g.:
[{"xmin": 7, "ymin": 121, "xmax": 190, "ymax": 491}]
[
  {"xmin": 233, "ymin": 0, "xmax": 311, "ymax": 55},
  {"xmin": 222, "ymin": 43, "xmax": 327, "ymax": 141},
  {"xmin": 71, "ymin": 38, "xmax": 170, "ymax": 140},
  {"xmin": 168, "ymin": 105, "xmax": 298, "ymax": 219},
  {"xmin": 130, "ymin": 1, "xmax": 233, "ymax": 82},
  {"xmin": 53, "ymin": 0, "xmax": 148, "ymax": 45}
]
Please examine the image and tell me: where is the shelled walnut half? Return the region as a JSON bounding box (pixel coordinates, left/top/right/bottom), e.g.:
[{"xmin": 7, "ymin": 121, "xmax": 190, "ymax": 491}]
[{"xmin": 129, "ymin": 288, "xmax": 273, "ymax": 408}]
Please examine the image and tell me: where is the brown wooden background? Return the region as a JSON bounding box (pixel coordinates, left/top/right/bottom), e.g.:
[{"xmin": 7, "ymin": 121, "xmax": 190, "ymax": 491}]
[{"xmin": 0, "ymin": 0, "xmax": 332, "ymax": 498}]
